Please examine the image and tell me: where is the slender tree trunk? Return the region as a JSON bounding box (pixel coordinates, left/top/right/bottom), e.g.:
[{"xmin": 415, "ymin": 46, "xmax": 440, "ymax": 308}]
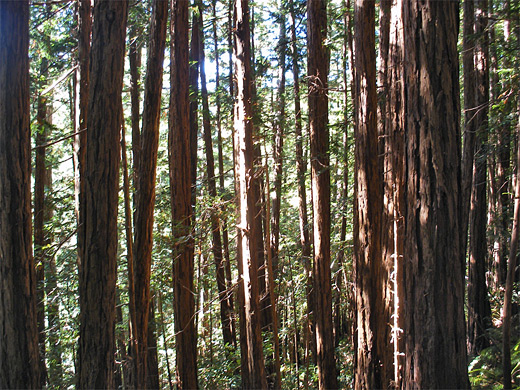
[
  {"xmin": 467, "ymin": 0, "xmax": 492, "ymax": 356},
  {"xmin": 73, "ymin": 0, "xmax": 91, "ymax": 273},
  {"xmin": 121, "ymin": 108, "xmax": 137, "ymax": 389},
  {"xmin": 307, "ymin": 1, "xmax": 337, "ymax": 388},
  {"xmin": 199, "ymin": 6, "xmax": 236, "ymax": 350},
  {"xmin": 146, "ymin": 295, "xmax": 160, "ymax": 390},
  {"xmin": 270, "ymin": 9, "xmax": 286, "ymax": 283},
  {"xmin": 461, "ymin": 0, "xmax": 477, "ymax": 262},
  {"xmin": 503, "ymin": 93, "xmax": 520, "ymax": 390},
  {"xmin": 132, "ymin": 1, "xmax": 168, "ymax": 387},
  {"xmin": 169, "ymin": 0, "xmax": 198, "ymax": 388},
  {"xmin": 34, "ymin": 57, "xmax": 50, "ymax": 388},
  {"xmin": 0, "ymin": 2, "xmax": 41, "ymax": 387},
  {"xmin": 189, "ymin": 4, "xmax": 200, "ymax": 209},
  {"xmin": 289, "ymin": 0, "xmax": 314, "ymax": 372},
  {"xmin": 78, "ymin": 2, "xmax": 128, "ymax": 388},
  {"xmin": 264, "ymin": 161, "xmax": 282, "ymax": 389},
  {"xmin": 129, "ymin": 31, "xmax": 141, "ymax": 185},
  {"xmin": 234, "ymin": 0, "xmax": 268, "ymax": 387},
  {"xmin": 399, "ymin": 1, "xmax": 470, "ymax": 387},
  {"xmin": 353, "ymin": 0, "xmax": 389, "ymax": 387},
  {"xmin": 213, "ymin": 0, "xmax": 234, "ymax": 311}
]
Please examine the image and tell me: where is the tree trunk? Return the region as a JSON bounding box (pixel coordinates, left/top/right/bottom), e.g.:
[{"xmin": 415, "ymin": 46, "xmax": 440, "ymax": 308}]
[
  {"xmin": 353, "ymin": 0, "xmax": 389, "ymax": 387},
  {"xmin": 77, "ymin": 1, "xmax": 128, "ymax": 388},
  {"xmin": 289, "ymin": 0, "xmax": 314, "ymax": 371},
  {"xmin": 169, "ymin": 0, "xmax": 198, "ymax": 388},
  {"xmin": 503, "ymin": 93, "xmax": 520, "ymax": 390},
  {"xmin": 270, "ymin": 10, "xmax": 286, "ymax": 283},
  {"xmin": 199, "ymin": 5, "xmax": 236, "ymax": 350},
  {"xmin": 34, "ymin": 57, "xmax": 50, "ymax": 388},
  {"xmin": 307, "ymin": 0, "xmax": 337, "ymax": 388},
  {"xmin": 399, "ymin": 1, "xmax": 470, "ymax": 387},
  {"xmin": 467, "ymin": 0, "xmax": 492, "ymax": 356},
  {"xmin": 129, "ymin": 30, "xmax": 142, "ymax": 186},
  {"xmin": 213, "ymin": 0, "xmax": 234, "ymax": 313},
  {"xmin": 132, "ymin": 1, "xmax": 168, "ymax": 387},
  {"xmin": 189, "ymin": 4, "xmax": 200, "ymax": 210},
  {"xmin": 233, "ymin": 0, "xmax": 268, "ymax": 387},
  {"xmin": 73, "ymin": 0, "xmax": 91, "ymax": 273},
  {"xmin": 0, "ymin": 2, "xmax": 41, "ymax": 387}
]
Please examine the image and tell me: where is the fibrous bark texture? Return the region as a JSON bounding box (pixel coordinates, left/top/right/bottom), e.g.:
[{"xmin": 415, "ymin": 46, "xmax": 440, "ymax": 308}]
[
  {"xmin": 234, "ymin": 0, "xmax": 268, "ymax": 387},
  {"xmin": 0, "ymin": 1, "xmax": 41, "ymax": 387},
  {"xmin": 78, "ymin": 1, "xmax": 128, "ymax": 388},
  {"xmin": 307, "ymin": 0, "xmax": 337, "ymax": 388},
  {"xmin": 169, "ymin": 0, "xmax": 198, "ymax": 387},
  {"xmin": 400, "ymin": 1, "xmax": 470, "ymax": 387}
]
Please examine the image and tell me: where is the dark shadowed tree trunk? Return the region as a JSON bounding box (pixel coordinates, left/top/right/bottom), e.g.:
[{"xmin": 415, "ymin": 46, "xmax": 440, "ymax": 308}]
[
  {"xmin": 467, "ymin": 0, "xmax": 492, "ymax": 356},
  {"xmin": 77, "ymin": 1, "xmax": 128, "ymax": 388},
  {"xmin": 399, "ymin": 1, "xmax": 470, "ymax": 387},
  {"xmin": 73, "ymin": 0, "xmax": 91, "ymax": 274},
  {"xmin": 353, "ymin": 0, "xmax": 389, "ymax": 387},
  {"xmin": 169, "ymin": 0, "xmax": 198, "ymax": 388},
  {"xmin": 307, "ymin": 0, "xmax": 337, "ymax": 388},
  {"xmin": 0, "ymin": 1, "xmax": 41, "ymax": 387},
  {"xmin": 132, "ymin": 1, "xmax": 168, "ymax": 387},
  {"xmin": 233, "ymin": 0, "xmax": 268, "ymax": 387}
]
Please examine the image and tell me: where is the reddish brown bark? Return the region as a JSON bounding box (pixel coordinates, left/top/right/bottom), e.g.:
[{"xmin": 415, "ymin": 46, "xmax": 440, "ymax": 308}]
[
  {"xmin": 353, "ymin": 0, "xmax": 389, "ymax": 387},
  {"xmin": 399, "ymin": 1, "xmax": 469, "ymax": 387},
  {"xmin": 169, "ymin": 0, "xmax": 198, "ymax": 387},
  {"xmin": 132, "ymin": 1, "xmax": 168, "ymax": 387},
  {"xmin": 0, "ymin": 1, "xmax": 41, "ymax": 387},
  {"xmin": 307, "ymin": 0, "xmax": 337, "ymax": 388},
  {"xmin": 199, "ymin": 6, "xmax": 236, "ymax": 350},
  {"xmin": 77, "ymin": 1, "xmax": 128, "ymax": 388},
  {"xmin": 233, "ymin": 0, "xmax": 268, "ymax": 387}
]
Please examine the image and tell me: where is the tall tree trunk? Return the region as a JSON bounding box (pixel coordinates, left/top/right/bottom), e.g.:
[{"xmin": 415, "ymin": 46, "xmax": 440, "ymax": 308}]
[
  {"xmin": 189, "ymin": 4, "xmax": 200, "ymax": 209},
  {"xmin": 353, "ymin": 0, "xmax": 389, "ymax": 387},
  {"xmin": 307, "ymin": 0, "xmax": 337, "ymax": 388},
  {"xmin": 467, "ymin": 0, "xmax": 492, "ymax": 356},
  {"xmin": 129, "ymin": 30, "xmax": 141, "ymax": 186},
  {"xmin": 169, "ymin": 0, "xmax": 198, "ymax": 388},
  {"xmin": 199, "ymin": 5, "xmax": 236, "ymax": 350},
  {"xmin": 78, "ymin": 1, "xmax": 128, "ymax": 388},
  {"xmin": 213, "ymin": 0, "xmax": 234, "ymax": 309},
  {"xmin": 289, "ymin": 0, "xmax": 314, "ymax": 371},
  {"xmin": 383, "ymin": 0, "xmax": 406, "ymax": 385},
  {"xmin": 233, "ymin": 0, "xmax": 268, "ymax": 387},
  {"xmin": 34, "ymin": 57, "xmax": 50, "ymax": 388},
  {"xmin": 73, "ymin": 0, "xmax": 91, "ymax": 273},
  {"xmin": 270, "ymin": 9, "xmax": 286, "ymax": 282},
  {"xmin": 503, "ymin": 90, "xmax": 520, "ymax": 390},
  {"xmin": 0, "ymin": 2, "xmax": 41, "ymax": 387},
  {"xmin": 121, "ymin": 107, "xmax": 137, "ymax": 389},
  {"xmin": 399, "ymin": 1, "xmax": 470, "ymax": 387},
  {"xmin": 132, "ymin": 1, "xmax": 168, "ymax": 387},
  {"xmin": 461, "ymin": 0, "xmax": 477, "ymax": 262}
]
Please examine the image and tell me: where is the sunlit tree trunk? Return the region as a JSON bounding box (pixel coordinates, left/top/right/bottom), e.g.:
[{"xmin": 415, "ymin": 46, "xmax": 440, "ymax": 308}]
[
  {"xmin": 199, "ymin": 4, "xmax": 236, "ymax": 350},
  {"xmin": 234, "ymin": 0, "xmax": 268, "ymax": 387},
  {"xmin": 77, "ymin": 1, "xmax": 128, "ymax": 387},
  {"xmin": 132, "ymin": 1, "xmax": 168, "ymax": 388},
  {"xmin": 169, "ymin": 0, "xmax": 198, "ymax": 388},
  {"xmin": 307, "ymin": 0, "xmax": 337, "ymax": 388},
  {"xmin": 0, "ymin": 2, "xmax": 41, "ymax": 387},
  {"xmin": 399, "ymin": 1, "xmax": 470, "ymax": 387}
]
